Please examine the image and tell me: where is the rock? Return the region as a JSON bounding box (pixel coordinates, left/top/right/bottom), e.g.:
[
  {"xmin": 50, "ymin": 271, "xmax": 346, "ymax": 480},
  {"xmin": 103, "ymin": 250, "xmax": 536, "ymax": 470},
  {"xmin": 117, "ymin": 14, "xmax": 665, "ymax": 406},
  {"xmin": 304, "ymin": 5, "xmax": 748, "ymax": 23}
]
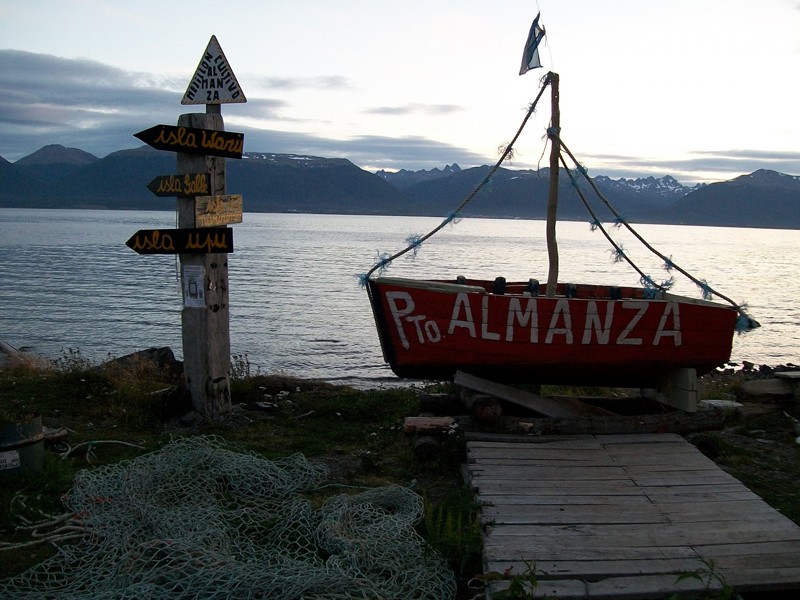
[
  {"xmin": 741, "ymin": 378, "xmax": 794, "ymax": 399},
  {"xmin": 98, "ymin": 347, "xmax": 183, "ymax": 381},
  {"xmin": 699, "ymin": 399, "xmax": 744, "ymax": 410},
  {"xmin": 0, "ymin": 340, "xmax": 22, "ymax": 367}
]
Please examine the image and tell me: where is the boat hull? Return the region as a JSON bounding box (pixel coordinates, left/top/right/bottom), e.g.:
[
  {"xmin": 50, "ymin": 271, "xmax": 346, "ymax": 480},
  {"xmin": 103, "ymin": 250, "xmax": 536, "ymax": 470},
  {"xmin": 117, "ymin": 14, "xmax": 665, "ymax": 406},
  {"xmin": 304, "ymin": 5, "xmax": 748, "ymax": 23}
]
[{"xmin": 367, "ymin": 277, "xmax": 738, "ymax": 386}]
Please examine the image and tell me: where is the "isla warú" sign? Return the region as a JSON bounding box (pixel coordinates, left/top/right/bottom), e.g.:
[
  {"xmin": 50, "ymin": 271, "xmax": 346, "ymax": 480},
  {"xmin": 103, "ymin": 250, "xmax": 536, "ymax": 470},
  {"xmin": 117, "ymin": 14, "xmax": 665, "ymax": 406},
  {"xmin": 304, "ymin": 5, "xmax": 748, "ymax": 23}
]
[{"xmin": 134, "ymin": 124, "xmax": 244, "ymax": 159}]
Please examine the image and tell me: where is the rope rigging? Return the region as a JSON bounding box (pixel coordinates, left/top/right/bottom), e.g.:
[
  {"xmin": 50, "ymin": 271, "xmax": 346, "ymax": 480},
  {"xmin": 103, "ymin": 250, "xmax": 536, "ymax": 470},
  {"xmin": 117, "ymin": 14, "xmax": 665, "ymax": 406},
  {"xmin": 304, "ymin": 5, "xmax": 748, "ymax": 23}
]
[{"xmin": 359, "ymin": 72, "xmax": 759, "ymax": 332}]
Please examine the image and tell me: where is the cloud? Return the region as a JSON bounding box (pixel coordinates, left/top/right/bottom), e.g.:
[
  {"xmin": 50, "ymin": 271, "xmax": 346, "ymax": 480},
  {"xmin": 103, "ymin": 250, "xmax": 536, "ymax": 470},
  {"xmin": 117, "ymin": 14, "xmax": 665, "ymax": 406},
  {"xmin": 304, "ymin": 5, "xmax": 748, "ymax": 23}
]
[
  {"xmin": 236, "ymin": 128, "xmax": 486, "ymax": 171},
  {"xmin": 247, "ymin": 75, "xmax": 352, "ymax": 91},
  {"xmin": 364, "ymin": 103, "xmax": 463, "ymax": 116},
  {"xmin": 0, "ymin": 50, "xmax": 183, "ymax": 159},
  {"xmin": 0, "ymin": 49, "xmax": 476, "ymax": 170}
]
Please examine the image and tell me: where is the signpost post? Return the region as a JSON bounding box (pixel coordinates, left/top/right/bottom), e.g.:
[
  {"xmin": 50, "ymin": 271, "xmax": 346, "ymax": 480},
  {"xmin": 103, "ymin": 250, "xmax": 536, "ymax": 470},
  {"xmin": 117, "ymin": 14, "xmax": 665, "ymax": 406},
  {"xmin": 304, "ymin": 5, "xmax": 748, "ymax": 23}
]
[{"xmin": 129, "ymin": 35, "xmax": 246, "ymax": 419}]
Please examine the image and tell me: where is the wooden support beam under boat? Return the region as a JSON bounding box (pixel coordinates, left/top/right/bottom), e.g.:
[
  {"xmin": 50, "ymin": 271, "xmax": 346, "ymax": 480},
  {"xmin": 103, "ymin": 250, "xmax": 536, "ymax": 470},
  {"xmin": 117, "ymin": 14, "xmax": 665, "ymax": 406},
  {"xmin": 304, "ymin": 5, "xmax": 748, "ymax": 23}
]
[{"xmin": 454, "ymin": 370, "xmax": 615, "ymax": 418}]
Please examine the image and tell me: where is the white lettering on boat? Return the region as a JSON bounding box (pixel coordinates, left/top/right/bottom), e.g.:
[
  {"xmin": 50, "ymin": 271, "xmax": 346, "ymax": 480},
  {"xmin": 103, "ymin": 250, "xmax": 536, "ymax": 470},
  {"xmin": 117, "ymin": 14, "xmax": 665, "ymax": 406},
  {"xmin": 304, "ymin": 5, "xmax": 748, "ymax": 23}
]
[
  {"xmin": 545, "ymin": 298, "xmax": 573, "ymax": 344},
  {"xmin": 384, "ymin": 290, "xmax": 684, "ymax": 350},
  {"xmin": 616, "ymin": 301, "xmax": 647, "ymax": 345},
  {"xmin": 481, "ymin": 295, "xmax": 500, "ymax": 340},
  {"xmin": 386, "ymin": 291, "xmax": 442, "ymax": 349},
  {"xmin": 654, "ymin": 302, "xmax": 681, "ymax": 345},
  {"xmin": 448, "ymin": 293, "xmax": 477, "ymax": 338},
  {"xmin": 582, "ymin": 300, "xmax": 614, "ymax": 344},
  {"xmin": 506, "ymin": 297, "xmax": 538, "ymax": 342}
]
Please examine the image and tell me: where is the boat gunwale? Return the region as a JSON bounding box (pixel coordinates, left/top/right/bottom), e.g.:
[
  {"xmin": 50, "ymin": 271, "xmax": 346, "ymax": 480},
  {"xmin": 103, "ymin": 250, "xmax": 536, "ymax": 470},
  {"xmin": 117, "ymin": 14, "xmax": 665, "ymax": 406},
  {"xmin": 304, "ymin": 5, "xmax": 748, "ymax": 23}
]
[{"xmin": 371, "ymin": 276, "xmax": 736, "ymax": 310}]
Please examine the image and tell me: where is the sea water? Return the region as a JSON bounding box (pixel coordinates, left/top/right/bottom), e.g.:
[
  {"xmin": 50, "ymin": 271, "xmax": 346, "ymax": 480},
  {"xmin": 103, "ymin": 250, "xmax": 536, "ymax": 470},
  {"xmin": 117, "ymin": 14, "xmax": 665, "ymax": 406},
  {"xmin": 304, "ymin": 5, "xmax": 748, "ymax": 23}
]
[{"xmin": 1, "ymin": 208, "xmax": 798, "ymax": 387}]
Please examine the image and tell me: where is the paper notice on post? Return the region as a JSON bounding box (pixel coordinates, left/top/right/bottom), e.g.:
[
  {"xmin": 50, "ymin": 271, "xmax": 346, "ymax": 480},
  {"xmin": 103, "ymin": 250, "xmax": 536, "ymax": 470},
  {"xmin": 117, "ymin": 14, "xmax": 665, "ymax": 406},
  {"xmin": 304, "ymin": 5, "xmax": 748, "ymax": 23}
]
[{"xmin": 183, "ymin": 265, "xmax": 206, "ymax": 308}]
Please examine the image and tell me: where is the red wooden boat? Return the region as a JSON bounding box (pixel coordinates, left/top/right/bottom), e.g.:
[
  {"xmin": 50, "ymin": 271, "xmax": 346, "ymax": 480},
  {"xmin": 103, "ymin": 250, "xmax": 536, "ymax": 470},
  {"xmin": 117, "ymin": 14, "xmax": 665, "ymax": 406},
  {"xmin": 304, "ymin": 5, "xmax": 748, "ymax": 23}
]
[
  {"xmin": 364, "ymin": 71, "xmax": 757, "ymax": 389},
  {"xmin": 367, "ymin": 277, "xmax": 738, "ymax": 387}
]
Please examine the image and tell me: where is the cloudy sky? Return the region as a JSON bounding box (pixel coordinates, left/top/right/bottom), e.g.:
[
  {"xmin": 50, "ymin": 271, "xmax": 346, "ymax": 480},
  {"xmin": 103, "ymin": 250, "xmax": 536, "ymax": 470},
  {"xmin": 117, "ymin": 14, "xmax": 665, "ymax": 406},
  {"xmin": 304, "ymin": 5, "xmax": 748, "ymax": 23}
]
[{"xmin": 2, "ymin": 0, "xmax": 799, "ymax": 184}]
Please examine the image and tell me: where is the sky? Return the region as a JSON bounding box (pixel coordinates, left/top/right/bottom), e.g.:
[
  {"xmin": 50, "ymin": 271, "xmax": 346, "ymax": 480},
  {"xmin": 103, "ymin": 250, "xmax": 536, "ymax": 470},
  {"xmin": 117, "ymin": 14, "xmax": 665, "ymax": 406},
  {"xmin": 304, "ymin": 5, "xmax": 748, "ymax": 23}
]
[{"xmin": 1, "ymin": 0, "xmax": 799, "ymax": 185}]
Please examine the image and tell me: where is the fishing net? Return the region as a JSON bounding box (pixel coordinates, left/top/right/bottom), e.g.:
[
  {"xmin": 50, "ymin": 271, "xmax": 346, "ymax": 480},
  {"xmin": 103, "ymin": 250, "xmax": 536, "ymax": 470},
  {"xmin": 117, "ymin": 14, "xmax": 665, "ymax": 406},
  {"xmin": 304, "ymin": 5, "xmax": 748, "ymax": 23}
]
[{"xmin": 0, "ymin": 436, "xmax": 456, "ymax": 599}]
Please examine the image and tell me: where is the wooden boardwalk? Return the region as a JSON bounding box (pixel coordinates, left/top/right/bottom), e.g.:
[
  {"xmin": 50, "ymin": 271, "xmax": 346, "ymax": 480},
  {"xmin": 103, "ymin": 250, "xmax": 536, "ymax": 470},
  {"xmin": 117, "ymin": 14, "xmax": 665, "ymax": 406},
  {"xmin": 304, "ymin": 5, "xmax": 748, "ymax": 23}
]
[{"xmin": 466, "ymin": 433, "xmax": 800, "ymax": 599}]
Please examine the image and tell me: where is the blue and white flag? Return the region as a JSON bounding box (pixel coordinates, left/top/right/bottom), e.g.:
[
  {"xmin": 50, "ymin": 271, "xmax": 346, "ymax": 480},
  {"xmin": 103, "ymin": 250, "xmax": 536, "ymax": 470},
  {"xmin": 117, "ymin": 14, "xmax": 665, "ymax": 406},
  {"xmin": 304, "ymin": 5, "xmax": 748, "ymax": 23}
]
[{"xmin": 519, "ymin": 12, "xmax": 545, "ymax": 75}]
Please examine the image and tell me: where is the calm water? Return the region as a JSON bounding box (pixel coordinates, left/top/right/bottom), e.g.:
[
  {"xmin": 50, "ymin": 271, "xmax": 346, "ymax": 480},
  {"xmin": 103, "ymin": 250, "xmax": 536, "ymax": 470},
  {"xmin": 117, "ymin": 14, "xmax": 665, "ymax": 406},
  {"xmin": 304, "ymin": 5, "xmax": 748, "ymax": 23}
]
[{"xmin": 1, "ymin": 208, "xmax": 798, "ymax": 387}]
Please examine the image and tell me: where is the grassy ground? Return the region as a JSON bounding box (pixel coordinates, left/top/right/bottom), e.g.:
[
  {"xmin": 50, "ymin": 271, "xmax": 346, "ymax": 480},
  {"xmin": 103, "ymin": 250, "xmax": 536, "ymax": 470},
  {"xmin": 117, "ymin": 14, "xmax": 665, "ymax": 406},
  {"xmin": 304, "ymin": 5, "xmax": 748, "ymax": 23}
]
[
  {"xmin": 2, "ymin": 351, "xmax": 800, "ymax": 599},
  {"xmin": 0, "ymin": 351, "xmax": 482, "ymax": 597}
]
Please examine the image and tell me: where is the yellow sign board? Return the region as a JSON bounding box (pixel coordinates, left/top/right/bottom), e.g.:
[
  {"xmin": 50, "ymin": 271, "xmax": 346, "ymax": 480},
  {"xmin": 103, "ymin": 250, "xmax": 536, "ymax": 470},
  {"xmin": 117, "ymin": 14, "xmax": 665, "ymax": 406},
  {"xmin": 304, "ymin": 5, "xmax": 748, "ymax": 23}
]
[{"xmin": 195, "ymin": 194, "xmax": 243, "ymax": 227}]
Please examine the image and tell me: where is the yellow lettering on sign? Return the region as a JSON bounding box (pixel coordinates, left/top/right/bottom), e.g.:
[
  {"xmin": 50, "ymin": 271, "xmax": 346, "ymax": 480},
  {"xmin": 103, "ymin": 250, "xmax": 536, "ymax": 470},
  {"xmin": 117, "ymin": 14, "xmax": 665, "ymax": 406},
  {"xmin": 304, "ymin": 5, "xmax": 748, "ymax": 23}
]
[
  {"xmin": 153, "ymin": 126, "xmax": 198, "ymax": 151},
  {"xmin": 185, "ymin": 231, "xmax": 230, "ymax": 253},
  {"xmin": 129, "ymin": 230, "xmax": 176, "ymax": 252},
  {"xmin": 200, "ymin": 130, "xmax": 243, "ymax": 155}
]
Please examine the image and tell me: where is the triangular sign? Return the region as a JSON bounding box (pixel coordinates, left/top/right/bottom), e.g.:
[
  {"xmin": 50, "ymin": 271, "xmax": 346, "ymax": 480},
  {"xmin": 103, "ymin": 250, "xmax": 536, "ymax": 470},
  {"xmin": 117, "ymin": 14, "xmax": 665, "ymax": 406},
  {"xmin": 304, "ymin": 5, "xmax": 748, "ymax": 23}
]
[{"xmin": 182, "ymin": 35, "xmax": 247, "ymax": 105}]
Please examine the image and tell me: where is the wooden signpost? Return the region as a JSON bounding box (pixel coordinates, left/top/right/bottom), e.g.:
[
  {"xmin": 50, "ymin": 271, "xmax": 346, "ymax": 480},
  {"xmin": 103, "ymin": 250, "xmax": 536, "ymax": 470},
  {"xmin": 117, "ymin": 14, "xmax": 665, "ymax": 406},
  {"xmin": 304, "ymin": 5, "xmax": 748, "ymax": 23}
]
[{"xmin": 128, "ymin": 35, "xmax": 247, "ymax": 419}]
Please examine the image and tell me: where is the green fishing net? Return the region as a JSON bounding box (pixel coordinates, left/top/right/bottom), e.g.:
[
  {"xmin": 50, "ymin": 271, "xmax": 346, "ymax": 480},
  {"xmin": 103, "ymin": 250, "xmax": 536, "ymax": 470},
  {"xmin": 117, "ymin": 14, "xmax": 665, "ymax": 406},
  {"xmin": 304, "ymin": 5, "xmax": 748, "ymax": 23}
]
[{"xmin": 0, "ymin": 436, "xmax": 455, "ymax": 599}]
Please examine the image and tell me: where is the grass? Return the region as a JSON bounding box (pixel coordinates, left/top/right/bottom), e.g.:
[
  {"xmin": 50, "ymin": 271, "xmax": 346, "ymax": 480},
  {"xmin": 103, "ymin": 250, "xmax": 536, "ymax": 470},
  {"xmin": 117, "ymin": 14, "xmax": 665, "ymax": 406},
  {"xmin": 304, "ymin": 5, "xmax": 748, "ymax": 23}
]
[
  {"xmin": 0, "ymin": 350, "xmax": 482, "ymax": 597},
  {"xmin": 2, "ymin": 350, "xmax": 800, "ymax": 598}
]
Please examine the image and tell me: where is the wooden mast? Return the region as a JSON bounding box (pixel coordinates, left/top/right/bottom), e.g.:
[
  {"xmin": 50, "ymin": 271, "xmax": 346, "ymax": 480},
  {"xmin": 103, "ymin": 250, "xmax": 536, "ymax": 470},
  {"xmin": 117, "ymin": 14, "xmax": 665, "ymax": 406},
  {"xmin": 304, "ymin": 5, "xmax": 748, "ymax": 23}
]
[{"xmin": 545, "ymin": 72, "xmax": 560, "ymax": 297}]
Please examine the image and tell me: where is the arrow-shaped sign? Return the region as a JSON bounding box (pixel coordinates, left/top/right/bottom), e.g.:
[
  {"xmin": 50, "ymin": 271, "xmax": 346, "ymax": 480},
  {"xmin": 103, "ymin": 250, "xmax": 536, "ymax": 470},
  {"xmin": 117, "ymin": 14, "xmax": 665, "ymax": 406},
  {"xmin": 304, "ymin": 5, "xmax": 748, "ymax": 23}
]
[
  {"xmin": 134, "ymin": 124, "xmax": 244, "ymax": 159},
  {"xmin": 147, "ymin": 173, "xmax": 211, "ymax": 197},
  {"xmin": 126, "ymin": 227, "xmax": 234, "ymax": 255}
]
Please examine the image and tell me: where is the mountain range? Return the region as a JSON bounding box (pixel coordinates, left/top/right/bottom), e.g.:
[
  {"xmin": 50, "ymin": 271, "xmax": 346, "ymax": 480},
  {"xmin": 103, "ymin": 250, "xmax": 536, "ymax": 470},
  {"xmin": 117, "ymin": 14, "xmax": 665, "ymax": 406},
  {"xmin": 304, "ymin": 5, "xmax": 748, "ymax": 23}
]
[{"xmin": 2, "ymin": 144, "xmax": 799, "ymax": 229}]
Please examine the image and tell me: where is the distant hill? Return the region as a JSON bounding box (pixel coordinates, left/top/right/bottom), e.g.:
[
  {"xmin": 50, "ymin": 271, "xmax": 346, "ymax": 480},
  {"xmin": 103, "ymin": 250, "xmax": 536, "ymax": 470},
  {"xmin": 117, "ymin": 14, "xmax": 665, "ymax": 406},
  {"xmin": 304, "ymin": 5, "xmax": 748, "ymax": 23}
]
[
  {"xmin": 659, "ymin": 170, "xmax": 800, "ymax": 228},
  {"xmin": 1, "ymin": 144, "xmax": 800, "ymax": 229}
]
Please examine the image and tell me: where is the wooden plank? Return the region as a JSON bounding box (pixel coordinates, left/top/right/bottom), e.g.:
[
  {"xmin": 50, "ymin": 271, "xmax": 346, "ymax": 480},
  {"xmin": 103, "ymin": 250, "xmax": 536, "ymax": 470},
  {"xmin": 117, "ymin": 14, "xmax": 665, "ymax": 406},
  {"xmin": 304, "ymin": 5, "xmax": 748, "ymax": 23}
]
[
  {"xmin": 485, "ymin": 544, "xmax": 702, "ymax": 563},
  {"xmin": 488, "ymin": 578, "xmax": 590, "ymax": 600},
  {"xmin": 479, "ymin": 493, "xmax": 656, "ymax": 507},
  {"xmin": 469, "ymin": 453, "xmax": 716, "ymax": 469},
  {"xmin": 484, "ymin": 521, "xmax": 800, "ymax": 548},
  {"xmin": 478, "ymin": 488, "xmax": 757, "ymax": 505},
  {"xmin": 586, "ymin": 573, "xmax": 725, "ymax": 600},
  {"xmin": 481, "ymin": 505, "xmax": 667, "ymax": 526},
  {"xmin": 697, "ymin": 540, "xmax": 800, "ymax": 557},
  {"xmin": 455, "ymin": 370, "xmax": 615, "ymax": 417},
  {"xmin": 487, "ymin": 573, "xmax": 718, "ymax": 600},
  {"xmin": 481, "ymin": 500, "xmax": 785, "ymax": 527},
  {"xmin": 488, "ymin": 556, "xmax": 709, "ymax": 579}
]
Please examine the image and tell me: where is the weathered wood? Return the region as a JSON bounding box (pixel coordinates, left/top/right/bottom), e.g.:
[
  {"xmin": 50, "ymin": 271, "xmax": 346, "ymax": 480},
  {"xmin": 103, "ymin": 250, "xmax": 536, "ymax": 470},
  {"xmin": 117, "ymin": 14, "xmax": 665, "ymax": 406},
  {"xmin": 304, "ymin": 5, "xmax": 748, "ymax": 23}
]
[
  {"xmin": 545, "ymin": 72, "xmax": 560, "ymax": 297},
  {"xmin": 511, "ymin": 407, "xmax": 726, "ymax": 436},
  {"xmin": 455, "ymin": 371, "xmax": 614, "ymax": 418},
  {"xmin": 469, "ymin": 434, "xmax": 800, "ymax": 598},
  {"xmin": 402, "ymin": 416, "xmax": 455, "ymax": 434},
  {"xmin": 177, "ymin": 112, "xmax": 231, "ymax": 419},
  {"xmin": 195, "ymin": 194, "xmax": 243, "ymax": 227}
]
